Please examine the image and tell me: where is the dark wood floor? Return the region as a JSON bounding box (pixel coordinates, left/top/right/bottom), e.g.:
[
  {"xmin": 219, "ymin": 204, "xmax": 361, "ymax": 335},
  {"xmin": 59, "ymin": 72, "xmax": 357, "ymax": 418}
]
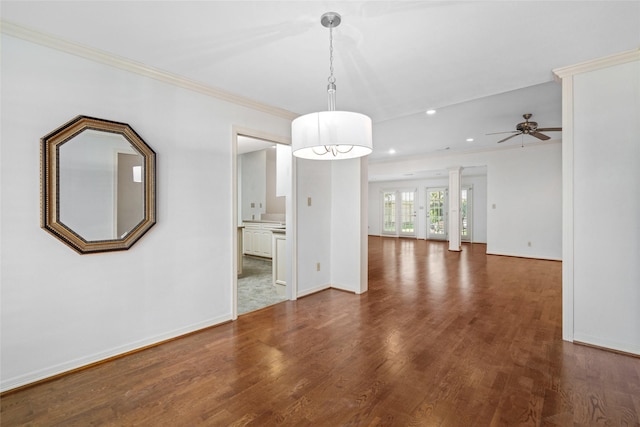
[{"xmin": 2, "ymin": 237, "xmax": 639, "ymax": 426}]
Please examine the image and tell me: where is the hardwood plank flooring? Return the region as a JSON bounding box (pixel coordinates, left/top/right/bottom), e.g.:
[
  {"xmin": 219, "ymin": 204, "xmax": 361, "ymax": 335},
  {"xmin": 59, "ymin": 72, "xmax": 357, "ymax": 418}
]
[{"xmin": 2, "ymin": 237, "xmax": 639, "ymax": 426}]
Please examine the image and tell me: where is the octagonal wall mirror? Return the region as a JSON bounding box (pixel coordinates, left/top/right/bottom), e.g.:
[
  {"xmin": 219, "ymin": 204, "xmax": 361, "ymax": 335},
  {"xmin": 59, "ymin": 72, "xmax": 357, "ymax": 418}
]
[{"xmin": 41, "ymin": 116, "xmax": 156, "ymax": 254}]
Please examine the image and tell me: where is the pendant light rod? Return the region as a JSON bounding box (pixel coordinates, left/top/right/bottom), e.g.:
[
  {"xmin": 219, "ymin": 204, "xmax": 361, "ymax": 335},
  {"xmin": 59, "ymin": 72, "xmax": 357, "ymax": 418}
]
[{"xmin": 322, "ymin": 12, "xmax": 340, "ymax": 112}]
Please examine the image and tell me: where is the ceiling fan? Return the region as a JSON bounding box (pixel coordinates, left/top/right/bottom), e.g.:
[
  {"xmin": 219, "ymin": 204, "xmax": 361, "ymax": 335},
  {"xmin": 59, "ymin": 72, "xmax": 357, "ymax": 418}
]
[{"xmin": 488, "ymin": 113, "xmax": 562, "ymax": 143}]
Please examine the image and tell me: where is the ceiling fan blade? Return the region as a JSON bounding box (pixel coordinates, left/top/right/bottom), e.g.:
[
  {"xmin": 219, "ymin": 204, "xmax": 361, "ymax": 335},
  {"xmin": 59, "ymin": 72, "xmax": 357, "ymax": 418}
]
[
  {"xmin": 536, "ymin": 127, "xmax": 562, "ymax": 132},
  {"xmin": 497, "ymin": 133, "xmax": 520, "ymax": 143},
  {"xmin": 530, "ymin": 132, "xmax": 550, "ymax": 140},
  {"xmin": 486, "ymin": 131, "xmax": 519, "ymax": 136}
]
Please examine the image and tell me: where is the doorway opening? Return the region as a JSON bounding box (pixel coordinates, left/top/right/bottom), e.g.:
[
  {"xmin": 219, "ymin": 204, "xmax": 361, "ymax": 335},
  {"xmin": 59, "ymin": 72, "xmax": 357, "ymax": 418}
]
[{"xmin": 233, "ymin": 129, "xmax": 294, "ymax": 318}]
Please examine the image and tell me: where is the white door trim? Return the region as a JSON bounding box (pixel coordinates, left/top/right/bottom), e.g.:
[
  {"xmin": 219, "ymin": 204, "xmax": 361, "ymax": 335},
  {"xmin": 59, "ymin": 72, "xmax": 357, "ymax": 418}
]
[{"xmin": 232, "ymin": 126, "xmax": 295, "ymax": 320}]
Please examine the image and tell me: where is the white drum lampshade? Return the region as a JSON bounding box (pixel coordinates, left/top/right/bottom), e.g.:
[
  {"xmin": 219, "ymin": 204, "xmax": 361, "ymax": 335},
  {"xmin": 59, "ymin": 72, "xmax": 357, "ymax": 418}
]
[{"xmin": 292, "ymin": 111, "xmax": 373, "ymax": 160}]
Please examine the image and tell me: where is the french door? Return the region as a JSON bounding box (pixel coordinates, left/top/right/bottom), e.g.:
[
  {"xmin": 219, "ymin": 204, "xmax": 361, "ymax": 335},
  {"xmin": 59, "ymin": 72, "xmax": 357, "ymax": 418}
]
[
  {"xmin": 426, "ymin": 186, "xmax": 473, "ymax": 241},
  {"xmin": 426, "ymin": 188, "xmax": 447, "ymax": 240},
  {"xmin": 382, "ymin": 189, "xmax": 417, "ymax": 237},
  {"xmin": 461, "ymin": 186, "xmax": 473, "ymax": 242}
]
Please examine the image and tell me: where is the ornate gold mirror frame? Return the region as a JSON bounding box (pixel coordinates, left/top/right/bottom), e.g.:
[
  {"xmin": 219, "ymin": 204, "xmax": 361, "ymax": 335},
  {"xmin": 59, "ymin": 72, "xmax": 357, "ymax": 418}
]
[{"xmin": 41, "ymin": 116, "xmax": 156, "ymax": 254}]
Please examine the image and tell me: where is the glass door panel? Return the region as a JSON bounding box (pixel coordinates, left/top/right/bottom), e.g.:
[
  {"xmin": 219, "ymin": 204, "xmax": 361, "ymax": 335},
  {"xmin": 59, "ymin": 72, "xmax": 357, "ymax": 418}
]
[
  {"xmin": 399, "ymin": 191, "xmax": 416, "ymax": 236},
  {"xmin": 382, "ymin": 191, "xmax": 396, "ymax": 235},
  {"xmin": 427, "ymin": 188, "xmax": 447, "ymax": 240},
  {"xmin": 461, "ymin": 187, "xmax": 472, "ymax": 242}
]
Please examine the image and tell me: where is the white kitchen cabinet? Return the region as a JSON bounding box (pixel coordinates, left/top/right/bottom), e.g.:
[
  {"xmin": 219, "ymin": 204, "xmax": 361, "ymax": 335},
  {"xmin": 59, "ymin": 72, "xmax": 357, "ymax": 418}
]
[
  {"xmin": 242, "ymin": 222, "xmax": 284, "ymax": 258},
  {"xmin": 242, "ymin": 226, "xmax": 257, "ymax": 255},
  {"xmin": 254, "ymin": 229, "xmax": 272, "ymax": 257}
]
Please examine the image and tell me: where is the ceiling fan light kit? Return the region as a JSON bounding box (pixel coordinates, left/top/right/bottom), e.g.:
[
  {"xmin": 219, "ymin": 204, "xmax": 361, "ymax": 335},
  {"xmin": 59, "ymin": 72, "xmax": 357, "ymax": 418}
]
[
  {"xmin": 291, "ymin": 12, "xmax": 373, "ymax": 160},
  {"xmin": 488, "ymin": 113, "xmax": 562, "ymax": 144}
]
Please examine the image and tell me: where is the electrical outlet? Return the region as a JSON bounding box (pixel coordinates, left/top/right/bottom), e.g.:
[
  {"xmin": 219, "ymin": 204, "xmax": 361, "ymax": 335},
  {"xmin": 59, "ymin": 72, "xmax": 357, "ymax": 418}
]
[
  {"xmin": 316, "ymin": 262, "xmax": 321, "ymax": 271},
  {"xmin": 527, "ymin": 241, "xmax": 532, "ymax": 247}
]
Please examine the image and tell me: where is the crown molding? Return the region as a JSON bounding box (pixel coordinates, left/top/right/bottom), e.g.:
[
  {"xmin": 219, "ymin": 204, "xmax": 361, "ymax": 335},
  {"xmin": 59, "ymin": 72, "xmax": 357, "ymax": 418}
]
[
  {"xmin": 0, "ymin": 20, "xmax": 299, "ymax": 121},
  {"xmin": 553, "ymin": 48, "xmax": 640, "ymax": 81}
]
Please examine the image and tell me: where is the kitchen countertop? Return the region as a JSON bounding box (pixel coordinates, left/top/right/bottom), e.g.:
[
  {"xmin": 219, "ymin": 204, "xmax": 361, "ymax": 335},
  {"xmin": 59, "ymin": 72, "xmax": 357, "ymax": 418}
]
[{"xmin": 242, "ymin": 220, "xmax": 286, "ymax": 230}]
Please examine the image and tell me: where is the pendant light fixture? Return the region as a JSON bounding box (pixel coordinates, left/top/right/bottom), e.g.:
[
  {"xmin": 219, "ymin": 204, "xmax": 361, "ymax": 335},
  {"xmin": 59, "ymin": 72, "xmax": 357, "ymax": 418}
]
[{"xmin": 291, "ymin": 12, "xmax": 373, "ymax": 160}]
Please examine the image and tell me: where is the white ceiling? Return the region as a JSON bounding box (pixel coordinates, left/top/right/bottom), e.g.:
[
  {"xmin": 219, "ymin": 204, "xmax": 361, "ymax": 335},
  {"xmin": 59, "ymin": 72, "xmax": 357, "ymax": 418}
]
[{"xmin": 2, "ymin": 1, "xmax": 639, "ymax": 168}]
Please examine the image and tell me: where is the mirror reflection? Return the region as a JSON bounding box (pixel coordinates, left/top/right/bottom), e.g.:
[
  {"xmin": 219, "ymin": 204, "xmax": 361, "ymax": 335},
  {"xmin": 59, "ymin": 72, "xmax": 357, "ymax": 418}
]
[{"xmin": 59, "ymin": 130, "xmax": 145, "ymax": 241}]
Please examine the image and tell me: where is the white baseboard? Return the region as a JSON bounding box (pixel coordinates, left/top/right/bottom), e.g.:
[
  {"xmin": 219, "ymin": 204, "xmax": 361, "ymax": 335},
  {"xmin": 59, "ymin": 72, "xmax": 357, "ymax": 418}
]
[
  {"xmin": 0, "ymin": 314, "xmax": 232, "ymax": 393},
  {"xmin": 486, "ymin": 251, "xmax": 562, "ymax": 261},
  {"xmin": 296, "ymin": 284, "xmax": 331, "ymax": 298},
  {"xmin": 330, "ymin": 283, "xmax": 358, "ymax": 293},
  {"xmin": 573, "ymin": 333, "xmax": 640, "ymax": 356}
]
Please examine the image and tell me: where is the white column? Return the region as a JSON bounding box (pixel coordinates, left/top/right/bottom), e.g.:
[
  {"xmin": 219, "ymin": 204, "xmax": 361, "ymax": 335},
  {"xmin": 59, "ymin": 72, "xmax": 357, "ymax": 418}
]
[{"xmin": 448, "ymin": 167, "xmax": 462, "ymax": 252}]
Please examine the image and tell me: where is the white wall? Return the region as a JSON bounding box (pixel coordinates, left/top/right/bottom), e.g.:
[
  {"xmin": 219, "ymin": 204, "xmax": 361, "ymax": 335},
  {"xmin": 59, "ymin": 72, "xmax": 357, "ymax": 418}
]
[
  {"xmin": 368, "ymin": 142, "xmax": 562, "ymax": 260},
  {"xmin": 239, "ymin": 148, "xmax": 285, "ymax": 221},
  {"xmin": 567, "ymin": 57, "xmax": 639, "ymax": 354},
  {"xmin": 486, "ymin": 143, "xmax": 562, "ymax": 259},
  {"xmin": 368, "ymin": 173, "xmax": 488, "ymax": 243},
  {"xmin": 239, "ymin": 150, "xmax": 266, "ymax": 221},
  {"xmin": 295, "ymin": 159, "xmax": 332, "ymax": 296},
  {"xmin": 468, "ymin": 174, "xmax": 487, "ymax": 244},
  {"xmin": 295, "ymin": 157, "xmax": 368, "ymax": 296},
  {"xmin": 265, "ymin": 147, "xmax": 285, "ymax": 215},
  {"xmin": 0, "ymin": 35, "xmax": 291, "ymax": 391}
]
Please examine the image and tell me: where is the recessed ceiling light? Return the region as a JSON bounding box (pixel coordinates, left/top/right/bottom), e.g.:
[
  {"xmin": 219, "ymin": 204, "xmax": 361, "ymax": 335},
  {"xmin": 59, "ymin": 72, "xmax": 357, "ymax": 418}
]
[
  {"xmin": 426, "ymin": 109, "xmax": 436, "ymax": 115},
  {"xmin": 388, "ymin": 149, "xmax": 396, "ymax": 154},
  {"xmin": 466, "ymin": 138, "xmax": 474, "ymax": 142}
]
